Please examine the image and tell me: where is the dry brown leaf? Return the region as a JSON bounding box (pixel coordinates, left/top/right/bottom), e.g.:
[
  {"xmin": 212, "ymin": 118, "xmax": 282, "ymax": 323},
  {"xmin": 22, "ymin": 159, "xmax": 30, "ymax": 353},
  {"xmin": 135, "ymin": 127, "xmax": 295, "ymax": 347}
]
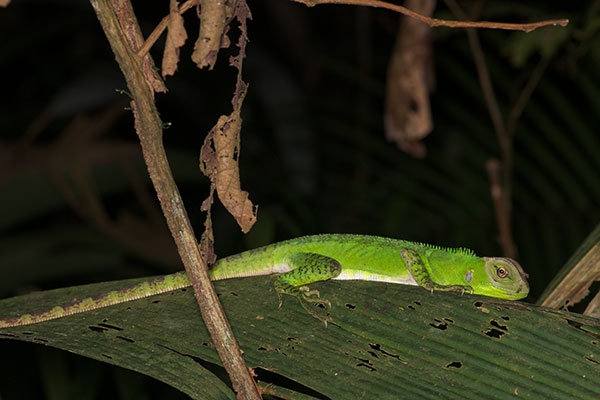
[
  {"xmin": 192, "ymin": 0, "xmax": 231, "ymax": 69},
  {"xmin": 162, "ymin": 0, "xmax": 188, "ymax": 77},
  {"xmin": 540, "ymin": 243, "xmax": 600, "ymax": 310},
  {"xmin": 201, "ymin": 88, "xmax": 257, "ymax": 233},
  {"xmin": 384, "ymin": 0, "xmax": 436, "ymax": 158},
  {"xmin": 197, "ymin": 0, "xmax": 255, "ymax": 236}
]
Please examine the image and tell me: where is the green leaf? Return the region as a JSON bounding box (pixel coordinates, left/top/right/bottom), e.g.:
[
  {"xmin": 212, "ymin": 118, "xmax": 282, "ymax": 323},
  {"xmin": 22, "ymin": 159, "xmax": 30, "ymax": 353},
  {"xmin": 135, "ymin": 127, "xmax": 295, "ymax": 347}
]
[{"xmin": 1, "ymin": 276, "xmax": 600, "ymax": 399}]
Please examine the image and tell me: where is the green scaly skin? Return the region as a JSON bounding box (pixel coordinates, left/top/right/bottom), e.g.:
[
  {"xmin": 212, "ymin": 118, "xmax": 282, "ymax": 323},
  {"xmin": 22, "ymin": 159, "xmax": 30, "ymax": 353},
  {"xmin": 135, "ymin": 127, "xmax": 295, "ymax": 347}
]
[{"xmin": 0, "ymin": 234, "xmax": 529, "ymax": 327}]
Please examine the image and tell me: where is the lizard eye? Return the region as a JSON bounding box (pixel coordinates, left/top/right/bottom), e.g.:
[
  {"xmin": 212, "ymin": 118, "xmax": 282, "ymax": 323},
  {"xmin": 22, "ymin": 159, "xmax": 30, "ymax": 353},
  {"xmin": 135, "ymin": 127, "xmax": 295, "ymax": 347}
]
[{"xmin": 496, "ymin": 266, "xmax": 509, "ymax": 278}]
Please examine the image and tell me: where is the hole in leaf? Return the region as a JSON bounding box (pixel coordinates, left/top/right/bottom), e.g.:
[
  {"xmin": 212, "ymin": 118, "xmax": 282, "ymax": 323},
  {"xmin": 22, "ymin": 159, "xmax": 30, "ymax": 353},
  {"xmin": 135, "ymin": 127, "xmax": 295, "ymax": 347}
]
[
  {"xmin": 274, "ymin": 348, "xmax": 288, "ymax": 357},
  {"xmin": 501, "ymin": 315, "xmax": 510, "ymax": 321},
  {"xmin": 584, "ymin": 356, "xmax": 599, "ymax": 365},
  {"xmin": 407, "ymin": 305, "xmax": 416, "ymax": 310},
  {"xmin": 230, "ymin": 291, "xmax": 239, "ymax": 296},
  {"xmin": 98, "ymin": 323, "xmax": 123, "ymax": 331},
  {"xmin": 116, "ymin": 336, "xmax": 135, "ymax": 343},
  {"xmin": 152, "ymin": 300, "xmax": 160, "ymax": 304},
  {"xmin": 369, "ymin": 344, "xmax": 402, "ymax": 360},
  {"xmin": 89, "ymin": 326, "xmax": 107, "ymax": 333},
  {"xmin": 490, "ymin": 320, "xmax": 508, "ymax": 331},
  {"xmin": 356, "ymin": 358, "xmax": 376, "ymax": 371},
  {"xmin": 257, "ymin": 347, "xmax": 267, "ymax": 351},
  {"xmin": 566, "ymin": 319, "xmax": 600, "ymax": 340},
  {"xmin": 102, "ymin": 354, "xmax": 113, "ymax": 359},
  {"xmin": 473, "ymin": 301, "xmax": 490, "ymax": 313},
  {"xmin": 445, "ymin": 361, "xmax": 462, "ymax": 368},
  {"xmin": 430, "ymin": 319, "xmax": 448, "ymax": 330},
  {"xmin": 345, "ymin": 303, "xmax": 356, "ymax": 310},
  {"xmin": 414, "ymin": 301, "xmax": 421, "ymax": 306},
  {"xmin": 484, "ymin": 328, "xmax": 505, "ymax": 339}
]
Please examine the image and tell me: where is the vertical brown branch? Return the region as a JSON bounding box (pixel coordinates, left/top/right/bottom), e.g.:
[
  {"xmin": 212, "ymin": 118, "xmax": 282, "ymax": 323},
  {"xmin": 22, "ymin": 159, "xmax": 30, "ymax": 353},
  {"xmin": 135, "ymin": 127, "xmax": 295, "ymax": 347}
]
[
  {"xmin": 88, "ymin": 1, "xmax": 260, "ymax": 398},
  {"xmin": 465, "ymin": 28, "xmax": 517, "ymax": 258},
  {"xmin": 486, "ymin": 159, "xmax": 517, "ymax": 258}
]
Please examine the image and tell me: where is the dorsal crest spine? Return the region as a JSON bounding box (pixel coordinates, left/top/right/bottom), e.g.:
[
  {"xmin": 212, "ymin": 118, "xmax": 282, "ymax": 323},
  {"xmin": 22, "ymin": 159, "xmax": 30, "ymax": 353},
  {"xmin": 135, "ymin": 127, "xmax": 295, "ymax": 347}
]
[{"xmin": 413, "ymin": 242, "xmax": 476, "ymax": 257}]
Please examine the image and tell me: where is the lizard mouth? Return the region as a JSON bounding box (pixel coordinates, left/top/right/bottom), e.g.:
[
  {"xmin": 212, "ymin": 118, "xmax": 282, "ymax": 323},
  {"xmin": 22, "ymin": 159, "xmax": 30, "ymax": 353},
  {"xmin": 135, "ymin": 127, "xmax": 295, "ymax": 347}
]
[
  {"xmin": 516, "ymin": 285, "xmax": 524, "ymax": 294},
  {"xmin": 519, "ymin": 277, "xmax": 530, "ymax": 294}
]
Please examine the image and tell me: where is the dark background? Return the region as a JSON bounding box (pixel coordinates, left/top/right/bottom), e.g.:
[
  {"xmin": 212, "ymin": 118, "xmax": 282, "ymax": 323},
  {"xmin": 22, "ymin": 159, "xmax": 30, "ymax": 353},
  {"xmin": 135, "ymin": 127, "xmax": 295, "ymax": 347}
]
[{"xmin": 1, "ymin": 0, "xmax": 599, "ymax": 398}]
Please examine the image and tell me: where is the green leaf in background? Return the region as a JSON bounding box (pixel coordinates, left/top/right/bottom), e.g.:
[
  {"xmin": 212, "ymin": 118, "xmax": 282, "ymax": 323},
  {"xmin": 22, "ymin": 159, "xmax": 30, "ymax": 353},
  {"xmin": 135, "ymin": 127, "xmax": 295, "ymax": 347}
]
[{"xmin": 1, "ymin": 276, "xmax": 599, "ymax": 399}]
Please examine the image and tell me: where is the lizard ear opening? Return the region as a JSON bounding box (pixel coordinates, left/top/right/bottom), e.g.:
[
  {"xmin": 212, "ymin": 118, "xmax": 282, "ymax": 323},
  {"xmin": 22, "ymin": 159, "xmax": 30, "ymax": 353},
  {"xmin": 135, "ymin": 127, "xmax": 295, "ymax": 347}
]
[{"xmin": 465, "ymin": 270, "xmax": 473, "ymax": 283}]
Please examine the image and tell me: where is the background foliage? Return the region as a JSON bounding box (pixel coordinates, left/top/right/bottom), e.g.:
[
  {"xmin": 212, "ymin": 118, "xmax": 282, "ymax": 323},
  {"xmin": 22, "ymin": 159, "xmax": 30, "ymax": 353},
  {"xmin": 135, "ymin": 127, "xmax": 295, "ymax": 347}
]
[{"xmin": 1, "ymin": 0, "xmax": 599, "ymax": 398}]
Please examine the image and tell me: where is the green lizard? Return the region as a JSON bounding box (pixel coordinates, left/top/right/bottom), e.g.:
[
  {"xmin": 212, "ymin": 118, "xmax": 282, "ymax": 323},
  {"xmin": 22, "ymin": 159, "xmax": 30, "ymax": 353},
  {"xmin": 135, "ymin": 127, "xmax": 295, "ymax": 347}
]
[{"xmin": 0, "ymin": 234, "xmax": 529, "ymax": 328}]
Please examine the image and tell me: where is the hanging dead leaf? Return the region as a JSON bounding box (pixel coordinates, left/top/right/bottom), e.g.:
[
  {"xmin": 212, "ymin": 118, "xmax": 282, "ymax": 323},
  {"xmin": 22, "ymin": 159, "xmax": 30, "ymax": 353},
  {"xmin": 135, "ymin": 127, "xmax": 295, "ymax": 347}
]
[
  {"xmin": 192, "ymin": 0, "xmax": 233, "ymax": 69},
  {"xmin": 384, "ymin": 0, "xmax": 436, "ymax": 158},
  {"xmin": 162, "ymin": 0, "xmax": 188, "ymax": 77},
  {"xmin": 200, "ymin": 88, "xmax": 257, "ymax": 233},
  {"xmin": 198, "ymin": 0, "xmax": 255, "ymax": 233}
]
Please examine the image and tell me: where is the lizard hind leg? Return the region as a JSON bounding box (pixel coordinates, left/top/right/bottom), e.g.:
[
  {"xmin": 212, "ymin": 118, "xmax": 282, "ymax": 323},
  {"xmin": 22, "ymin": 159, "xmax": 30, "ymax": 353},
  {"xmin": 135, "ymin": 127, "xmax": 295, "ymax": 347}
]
[{"xmin": 274, "ymin": 252, "xmax": 342, "ymax": 323}]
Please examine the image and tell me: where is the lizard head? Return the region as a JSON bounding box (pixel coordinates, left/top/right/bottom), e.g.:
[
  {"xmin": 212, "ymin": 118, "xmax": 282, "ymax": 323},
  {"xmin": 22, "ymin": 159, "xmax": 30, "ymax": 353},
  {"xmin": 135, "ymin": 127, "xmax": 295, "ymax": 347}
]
[{"xmin": 479, "ymin": 257, "xmax": 529, "ymax": 300}]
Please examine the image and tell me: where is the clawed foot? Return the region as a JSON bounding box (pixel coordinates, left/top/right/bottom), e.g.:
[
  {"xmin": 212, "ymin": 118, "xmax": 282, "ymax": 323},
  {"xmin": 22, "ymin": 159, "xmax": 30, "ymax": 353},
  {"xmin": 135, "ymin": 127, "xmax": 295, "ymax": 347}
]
[
  {"xmin": 276, "ymin": 285, "xmax": 333, "ymax": 326},
  {"xmin": 429, "ymin": 285, "xmax": 473, "ymax": 296},
  {"xmin": 298, "ymin": 286, "xmax": 332, "ymax": 308}
]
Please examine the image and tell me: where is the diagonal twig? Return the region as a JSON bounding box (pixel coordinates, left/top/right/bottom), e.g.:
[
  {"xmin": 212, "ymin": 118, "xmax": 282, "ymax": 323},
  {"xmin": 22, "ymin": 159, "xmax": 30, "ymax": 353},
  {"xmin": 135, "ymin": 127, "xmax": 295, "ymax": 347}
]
[
  {"xmin": 137, "ymin": 0, "xmax": 567, "ymax": 59},
  {"xmin": 89, "ymin": 0, "xmax": 260, "ymax": 398},
  {"xmin": 292, "ymin": 0, "xmax": 568, "ymax": 32}
]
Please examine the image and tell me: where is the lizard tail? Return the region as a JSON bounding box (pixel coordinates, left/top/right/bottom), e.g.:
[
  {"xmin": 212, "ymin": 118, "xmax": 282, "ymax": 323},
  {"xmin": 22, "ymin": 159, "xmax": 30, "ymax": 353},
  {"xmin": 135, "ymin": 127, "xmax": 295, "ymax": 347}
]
[{"xmin": 0, "ymin": 272, "xmax": 190, "ymax": 328}]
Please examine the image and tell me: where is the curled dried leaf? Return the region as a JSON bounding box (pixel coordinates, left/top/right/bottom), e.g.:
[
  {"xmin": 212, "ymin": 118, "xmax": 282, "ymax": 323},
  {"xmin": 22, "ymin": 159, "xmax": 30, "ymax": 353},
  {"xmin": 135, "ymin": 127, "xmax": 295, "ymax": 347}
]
[
  {"xmin": 162, "ymin": 0, "xmax": 188, "ymax": 77},
  {"xmin": 192, "ymin": 0, "xmax": 232, "ymax": 69},
  {"xmin": 384, "ymin": 0, "xmax": 435, "ymax": 158},
  {"xmin": 201, "ymin": 88, "xmax": 257, "ymax": 233}
]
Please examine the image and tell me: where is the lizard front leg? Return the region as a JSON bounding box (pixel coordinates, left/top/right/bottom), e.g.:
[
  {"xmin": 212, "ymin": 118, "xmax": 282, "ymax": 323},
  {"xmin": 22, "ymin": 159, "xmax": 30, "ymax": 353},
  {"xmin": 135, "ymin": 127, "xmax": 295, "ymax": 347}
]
[
  {"xmin": 401, "ymin": 248, "xmax": 473, "ymax": 294},
  {"xmin": 274, "ymin": 252, "xmax": 342, "ymax": 322}
]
